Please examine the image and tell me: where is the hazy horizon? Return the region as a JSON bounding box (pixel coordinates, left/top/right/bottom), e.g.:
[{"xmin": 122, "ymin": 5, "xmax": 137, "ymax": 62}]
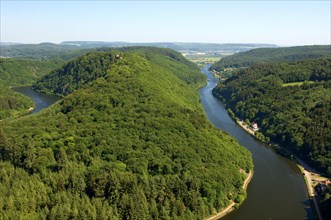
[{"xmin": 1, "ymin": 1, "xmax": 330, "ymax": 46}]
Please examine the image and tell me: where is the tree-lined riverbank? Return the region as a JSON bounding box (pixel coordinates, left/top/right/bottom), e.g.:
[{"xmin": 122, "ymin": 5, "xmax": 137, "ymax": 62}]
[
  {"xmin": 199, "ymin": 64, "xmax": 313, "ymax": 219},
  {"xmin": 206, "ymin": 170, "xmax": 253, "ymax": 220},
  {"xmin": 224, "ymin": 95, "xmax": 326, "ymax": 220}
]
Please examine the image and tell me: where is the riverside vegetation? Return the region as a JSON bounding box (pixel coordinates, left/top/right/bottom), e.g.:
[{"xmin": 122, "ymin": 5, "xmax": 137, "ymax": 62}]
[
  {"xmin": 0, "ymin": 80, "xmax": 33, "ymax": 119},
  {"xmin": 0, "ymin": 47, "xmax": 253, "ymax": 219},
  {"xmin": 213, "ymin": 56, "xmax": 331, "ymax": 219},
  {"xmin": 0, "ymin": 58, "xmax": 65, "ymax": 119}
]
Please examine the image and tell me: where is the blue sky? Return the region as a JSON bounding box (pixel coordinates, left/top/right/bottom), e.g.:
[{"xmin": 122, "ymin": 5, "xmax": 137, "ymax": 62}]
[{"xmin": 1, "ymin": 0, "xmax": 330, "ymax": 46}]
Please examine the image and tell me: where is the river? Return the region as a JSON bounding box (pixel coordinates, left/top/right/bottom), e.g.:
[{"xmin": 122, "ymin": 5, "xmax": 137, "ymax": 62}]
[
  {"xmin": 199, "ymin": 65, "xmax": 313, "ymax": 220},
  {"xmin": 13, "ymin": 86, "xmax": 60, "ymax": 114}
]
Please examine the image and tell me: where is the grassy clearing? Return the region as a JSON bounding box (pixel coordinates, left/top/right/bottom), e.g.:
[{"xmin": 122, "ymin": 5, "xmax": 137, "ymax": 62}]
[{"xmin": 282, "ymin": 81, "xmax": 314, "ymax": 87}]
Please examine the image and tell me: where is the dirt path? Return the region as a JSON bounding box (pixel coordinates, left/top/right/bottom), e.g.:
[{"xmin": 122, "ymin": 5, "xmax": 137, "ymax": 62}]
[
  {"xmin": 206, "ymin": 202, "xmax": 236, "ymax": 220},
  {"xmin": 205, "ymin": 170, "xmax": 253, "ymax": 220}
]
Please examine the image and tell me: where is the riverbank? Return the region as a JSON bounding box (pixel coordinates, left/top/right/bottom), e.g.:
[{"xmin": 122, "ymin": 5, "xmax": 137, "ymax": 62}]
[
  {"xmin": 205, "ymin": 170, "xmax": 254, "ymax": 220},
  {"xmin": 200, "ymin": 65, "xmax": 314, "ymax": 219},
  {"xmin": 295, "ymin": 157, "xmax": 325, "ymax": 220},
  {"xmin": 234, "ymin": 117, "xmax": 326, "ymax": 220}
]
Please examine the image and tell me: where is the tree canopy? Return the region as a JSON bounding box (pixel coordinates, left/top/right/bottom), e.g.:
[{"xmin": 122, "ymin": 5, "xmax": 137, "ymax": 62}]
[
  {"xmin": 0, "ymin": 48, "xmax": 253, "ymax": 219},
  {"xmin": 213, "ymin": 57, "xmax": 331, "ymax": 177}
]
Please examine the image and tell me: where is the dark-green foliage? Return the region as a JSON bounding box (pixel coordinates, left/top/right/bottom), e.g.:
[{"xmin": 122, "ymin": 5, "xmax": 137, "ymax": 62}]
[
  {"xmin": 210, "ymin": 45, "xmax": 331, "ymax": 72},
  {"xmin": 33, "ymin": 52, "xmax": 117, "ymax": 95},
  {"xmin": 213, "ymin": 57, "xmax": 331, "ymax": 177},
  {"xmin": 0, "ymin": 49, "xmax": 253, "ymax": 219}
]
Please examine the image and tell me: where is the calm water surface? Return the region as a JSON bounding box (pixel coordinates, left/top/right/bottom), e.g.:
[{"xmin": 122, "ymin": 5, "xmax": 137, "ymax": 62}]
[
  {"xmin": 13, "ymin": 86, "xmax": 60, "ymax": 114},
  {"xmin": 199, "ymin": 64, "xmax": 313, "ymax": 220}
]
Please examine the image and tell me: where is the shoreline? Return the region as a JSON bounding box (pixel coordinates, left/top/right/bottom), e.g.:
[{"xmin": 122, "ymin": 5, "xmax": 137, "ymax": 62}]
[
  {"xmin": 233, "ymin": 117, "xmax": 325, "ymax": 220},
  {"xmin": 205, "ymin": 170, "xmax": 254, "ymax": 220}
]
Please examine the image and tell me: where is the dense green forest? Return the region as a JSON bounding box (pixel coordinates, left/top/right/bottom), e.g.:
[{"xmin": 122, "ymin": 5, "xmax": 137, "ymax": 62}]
[
  {"xmin": 210, "ymin": 45, "xmax": 331, "ymax": 72},
  {"xmin": 0, "ymin": 80, "xmax": 33, "ymax": 120},
  {"xmin": 0, "ymin": 48, "xmax": 253, "ymax": 219},
  {"xmin": 33, "ymin": 47, "xmax": 206, "ymax": 96},
  {"xmin": 213, "ymin": 57, "xmax": 331, "ymax": 177}
]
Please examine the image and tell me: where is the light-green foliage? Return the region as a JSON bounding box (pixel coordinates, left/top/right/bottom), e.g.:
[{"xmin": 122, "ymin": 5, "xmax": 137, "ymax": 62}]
[{"xmin": 0, "ymin": 58, "xmax": 65, "ymax": 86}]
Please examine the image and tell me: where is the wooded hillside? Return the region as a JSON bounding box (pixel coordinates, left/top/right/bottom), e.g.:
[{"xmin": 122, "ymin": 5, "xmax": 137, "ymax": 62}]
[
  {"xmin": 0, "ymin": 48, "xmax": 253, "ymax": 219},
  {"xmin": 213, "ymin": 57, "xmax": 331, "ymax": 176}
]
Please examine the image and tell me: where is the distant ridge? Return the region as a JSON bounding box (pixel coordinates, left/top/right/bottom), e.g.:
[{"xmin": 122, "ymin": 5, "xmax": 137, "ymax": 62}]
[
  {"xmin": 1, "ymin": 41, "xmax": 278, "ymax": 60},
  {"xmin": 0, "ymin": 42, "xmax": 23, "ymax": 46},
  {"xmin": 60, "ymin": 41, "xmax": 278, "ymax": 51},
  {"xmin": 210, "ymin": 45, "xmax": 331, "ymax": 71}
]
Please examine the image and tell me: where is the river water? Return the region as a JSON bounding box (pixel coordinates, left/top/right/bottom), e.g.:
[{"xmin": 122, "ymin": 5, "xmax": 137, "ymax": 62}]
[
  {"xmin": 199, "ymin": 65, "xmax": 313, "ymax": 220},
  {"xmin": 13, "ymin": 86, "xmax": 60, "ymax": 114},
  {"xmin": 13, "ymin": 69, "xmax": 313, "ymax": 219}
]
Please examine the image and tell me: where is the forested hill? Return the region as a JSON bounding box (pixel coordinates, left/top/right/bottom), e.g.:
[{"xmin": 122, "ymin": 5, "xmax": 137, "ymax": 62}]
[
  {"xmin": 0, "ymin": 48, "xmax": 253, "ymax": 219},
  {"xmin": 213, "ymin": 57, "xmax": 331, "ymax": 176},
  {"xmin": 33, "ymin": 47, "xmax": 206, "ymax": 96},
  {"xmin": 210, "ymin": 45, "xmax": 331, "ymax": 71},
  {"xmin": 0, "ymin": 58, "xmax": 65, "ymax": 86}
]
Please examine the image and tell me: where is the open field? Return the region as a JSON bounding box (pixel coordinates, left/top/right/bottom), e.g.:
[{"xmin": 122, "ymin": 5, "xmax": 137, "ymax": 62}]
[{"xmin": 186, "ymin": 56, "xmax": 222, "ymax": 64}]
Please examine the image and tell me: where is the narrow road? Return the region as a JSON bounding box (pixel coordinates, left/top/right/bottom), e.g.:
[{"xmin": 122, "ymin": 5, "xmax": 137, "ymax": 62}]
[
  {"xmin": 295, "ymin": 157, "xmax": 324, "ymax": 220},
  {"xmin": 206, "ymin": 202, "xmax": 236, "ymax": 220}
]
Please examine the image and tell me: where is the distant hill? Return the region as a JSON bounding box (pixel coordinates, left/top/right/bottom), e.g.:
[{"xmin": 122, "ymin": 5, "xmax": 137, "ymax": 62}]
[
  {"xmin": 210, "ymin": 45, "xmax": 331, "ymax": 71},
  {"xmin": 0, "ymin": 43, "xmax": 88, "ymax": 60},
  {"xmin": 1, "ymin": 47, "xmax": 253, "ymax": 219},
  {"xmin": 0, "ymin": 42, "xmax": 23, "ymax": 46},
  {"xmin": 0, "ymin": 58, "xmax": 65, "ymax": 86},
  {"xmin": 61, "ymin": 41, "xmax": 277, "ymax": 52},
  {"xmin": 1, "ymin": 41, "xmax": 278, "ymax": 60}
]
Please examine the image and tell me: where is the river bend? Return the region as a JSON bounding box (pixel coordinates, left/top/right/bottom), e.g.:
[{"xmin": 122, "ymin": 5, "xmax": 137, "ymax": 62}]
[{"xmin": 199, "ymin": 64, "xmax": 312, "ymax": 220}]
